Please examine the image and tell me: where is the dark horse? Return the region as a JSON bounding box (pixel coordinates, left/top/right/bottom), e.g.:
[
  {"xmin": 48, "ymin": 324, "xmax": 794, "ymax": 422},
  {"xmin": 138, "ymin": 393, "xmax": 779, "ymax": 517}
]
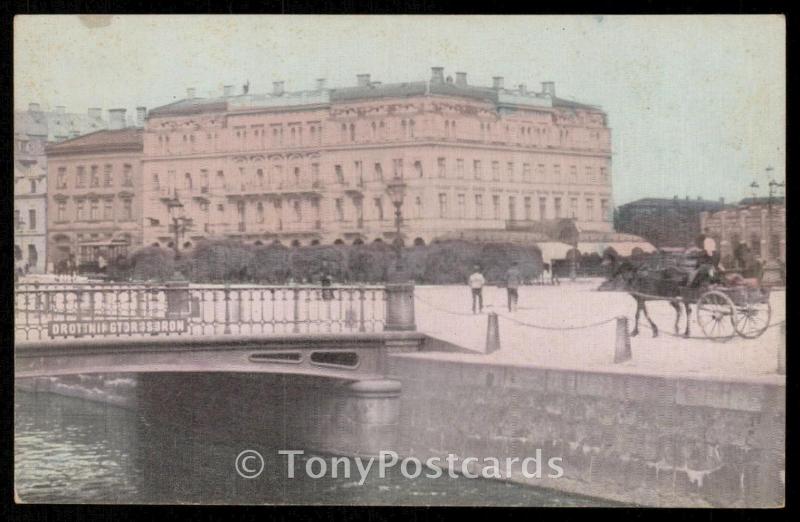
[{"xmin": 599, "ymin": 250, "xmax": 719, "ymax": 337}]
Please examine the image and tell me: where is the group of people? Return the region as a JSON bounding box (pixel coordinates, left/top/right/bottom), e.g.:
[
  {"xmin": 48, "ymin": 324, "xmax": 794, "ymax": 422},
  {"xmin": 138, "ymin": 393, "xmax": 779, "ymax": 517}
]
[{"xmin": 467, "ymin": 262, "xmax": 546, "ymax": 314}]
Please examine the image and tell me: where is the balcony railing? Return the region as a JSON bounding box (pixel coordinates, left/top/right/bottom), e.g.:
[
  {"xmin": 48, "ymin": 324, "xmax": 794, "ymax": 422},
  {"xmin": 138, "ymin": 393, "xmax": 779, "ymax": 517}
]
[{"xmin": 14, "ymin": 282, "xmax": 389, "ymax": 341}]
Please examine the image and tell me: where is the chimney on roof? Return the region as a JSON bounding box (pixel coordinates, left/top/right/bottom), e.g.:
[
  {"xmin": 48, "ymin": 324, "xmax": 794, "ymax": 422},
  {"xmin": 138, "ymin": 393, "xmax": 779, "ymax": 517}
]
[
  {"xmin": 273, "ymin": 81, "xmax": 284, "ymax": 96},
  {"xmin": 28, "ymin": 102, "xmax": 41, "ymax": 112},
  {"xmin": 187, "ymin": 87, "xmax": 196, "ymax": 99},
  {"xmin": 223, "ymin": 85, "xmax": 234, "ymax": 97},
  {"xmin": 136, "ymin": 106, "xmax": 147, "ymax": 127},
  {"xmin": 541, "ymin": 81, "xmax": 556, "ymax": 97},
  {"xmin": 518, "ymin": 84, "xmax": 527, "ymax": 95},
  {"xmin": 316, "ymin": 78, "xmax": 327, "ymax": 90},
  {"xmin": 431, "ymin": 67, "xmax": 445, "ymax": 84},
  {"xmin": 492, "ymin": 76, "xmax": 504, "ymax": 90},
  {"xmin": 455, "ymin": 72, "xmax": 467, "ymax": 86},
  {"xmin": 88, "ymin": 107, "xmax": 102, "ymax": 120},
  {"xmin": 108, "ymin": 108, "xmax": 126, "ymax": 130},
  {"xmin": 356, "ymin": 74, "xmax": 371, "ymax": 87},
  {"xmin": 55, "ymin": 106, "xmax": 65, "ymax": 114}
]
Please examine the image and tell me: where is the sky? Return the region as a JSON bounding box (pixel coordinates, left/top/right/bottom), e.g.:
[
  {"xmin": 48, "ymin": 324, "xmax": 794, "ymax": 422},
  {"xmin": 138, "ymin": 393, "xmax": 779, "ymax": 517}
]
[{"xmin": 14, "ymin": 15, "xmax": 785, "ymax": 205}]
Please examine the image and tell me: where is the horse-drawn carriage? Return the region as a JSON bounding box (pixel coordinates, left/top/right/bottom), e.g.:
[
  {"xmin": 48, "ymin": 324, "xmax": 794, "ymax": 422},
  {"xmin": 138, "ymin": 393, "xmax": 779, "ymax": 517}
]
[{"xmin": 603, "ymin": 249, "xmax": 772, "ymax": 340}]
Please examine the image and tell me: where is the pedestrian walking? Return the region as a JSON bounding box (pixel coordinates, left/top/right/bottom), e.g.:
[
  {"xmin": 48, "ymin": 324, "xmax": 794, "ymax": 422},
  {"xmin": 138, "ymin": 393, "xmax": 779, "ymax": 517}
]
[
  {"xmin": 468, "ymin": 265, "xmax": 485, "ymax": 314},
  {"xmin": 505, "ymin": 262, "xmax": 522, "ymax": 312}
]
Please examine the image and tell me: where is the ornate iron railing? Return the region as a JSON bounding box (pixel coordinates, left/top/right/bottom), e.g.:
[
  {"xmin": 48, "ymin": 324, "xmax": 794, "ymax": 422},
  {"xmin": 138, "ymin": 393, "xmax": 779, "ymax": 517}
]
[{"xmin": 14, "ymin": 282, "xmax": 387, "ymax": 342}]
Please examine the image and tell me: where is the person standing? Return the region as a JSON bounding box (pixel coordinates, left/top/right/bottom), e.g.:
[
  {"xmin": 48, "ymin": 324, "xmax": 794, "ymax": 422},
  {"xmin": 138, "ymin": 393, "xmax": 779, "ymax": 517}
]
[
  {"xmin": 702, "ymin": 228, "xmax": 719, "ymax": 267},
  {"xmin": 468, "ymin": 265, "xmax": 485, "ymax": 314},
  {"xmin": 505, "ymin": 262, "xmax": 522, "ymax": 312}
]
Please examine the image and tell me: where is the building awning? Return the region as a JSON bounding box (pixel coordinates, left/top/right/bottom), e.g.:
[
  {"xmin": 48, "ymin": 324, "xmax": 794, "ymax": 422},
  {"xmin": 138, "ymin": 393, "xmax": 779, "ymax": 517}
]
[{"xmin": 576, "ymin": 241, "xmax": 657, "ymax": 257}]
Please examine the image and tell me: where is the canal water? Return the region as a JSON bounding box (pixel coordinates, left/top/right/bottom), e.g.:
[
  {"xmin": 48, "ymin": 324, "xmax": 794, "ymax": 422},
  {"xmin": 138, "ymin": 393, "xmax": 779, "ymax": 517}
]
[{"xmin": 15, "ymin": 391, "xmax": 615, "ymax": 506}]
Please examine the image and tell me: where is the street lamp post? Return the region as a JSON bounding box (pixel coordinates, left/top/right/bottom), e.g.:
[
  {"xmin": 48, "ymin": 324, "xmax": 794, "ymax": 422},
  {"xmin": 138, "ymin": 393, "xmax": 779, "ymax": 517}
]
[
  {"xmin": 762, "ymin": 171, "xmax": 785, "ymax": 286},
  {"xmin": 166, "ymin": 189, "xmax": 192, "ymax": 261},
  {"xmin": 385, "ymin": 180, "xmax": 407, "ymax": 274}
]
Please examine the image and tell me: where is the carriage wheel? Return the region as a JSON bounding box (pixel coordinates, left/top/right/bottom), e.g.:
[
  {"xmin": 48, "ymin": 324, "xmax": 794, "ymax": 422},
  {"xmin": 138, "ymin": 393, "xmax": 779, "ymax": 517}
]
[
  {"xmin": 732, "ymin": 291, "xmax": 772, "ymax": 339},
  {"xmin": 696, "ymin": 290, "xmax": 736, "ymax": 341}
]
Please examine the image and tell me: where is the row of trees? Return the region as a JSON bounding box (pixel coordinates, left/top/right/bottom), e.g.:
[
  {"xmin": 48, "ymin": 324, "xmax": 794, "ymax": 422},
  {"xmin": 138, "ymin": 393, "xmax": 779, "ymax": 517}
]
[{"xmin": 110, "ymin": 240, "xmax": 546, "ymax": 285}]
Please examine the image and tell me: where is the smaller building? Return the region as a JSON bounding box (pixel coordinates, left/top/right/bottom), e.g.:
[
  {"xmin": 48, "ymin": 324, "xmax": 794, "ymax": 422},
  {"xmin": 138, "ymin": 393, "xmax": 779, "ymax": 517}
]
[
  {"xmin": 46, "ymin": 120, "xmax": 144, "ymax": 272},
  {"xmin": 700, "ymin": 197, "xmax": 785, "ymax": 267},
  {"xmin": 615, "ymin": 196, "xmax": 726, "ymax": 248},
  {"xmin": 14, "ymin": 161, "xmax": 47, "ymax": 273}
]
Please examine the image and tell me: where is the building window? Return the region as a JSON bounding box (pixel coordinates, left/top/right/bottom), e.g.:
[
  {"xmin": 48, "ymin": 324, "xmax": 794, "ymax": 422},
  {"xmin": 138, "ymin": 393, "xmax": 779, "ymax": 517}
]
[
  {"xmin": 14, "ymin": 209, "xmax": 19, "ymax": 229},
  {"xmin": 475, "ymin": 194, "xmax": 483, "ymax": 219},
  {"xmin": 437, "ymin": 158, "xmax": 446, "ymax": 178},
  {"xmin": 508, "ymin": 196, "xmax": 516, "ymax": 220},
  {"xmin": 457, "ymin": 194, "xmax": 466, "ymax": 218},
  {"xmin": 184, "ymin": 172, "xmax": 193, "ymax": 190},
  {"xmin": 311, "ymin": 164, "xmax": 320, "ymax": 186},
  {"xmin": 350, "ymin": 123, "xmax": 356, "ymax": 142},
  {"xmin": 152, "ymin": 173, "xmax": 160, "ymax": 190},
  {"xmin": 553, "ymin": 164, "xmax": 561, "ymax": 181},
  {"xmin": 491, "ymin": 161, "xmax": 500, "ymax": 181},
  {"xmin": 554, "ymin": 197, "xmax": 562, "ymax": 218},
  {"xmin": 374, "ymin": 163, "xmax": 383, "ymax": 181},
  {"xmin": 536, "ymin": 164, "xmax": 545, "ymax": 182},
  {"xmin": 122, "ymin": 199, "xmax": 132, "ymax": 221},
  {"xmin": 122, "ymin": 164, "xmax": 133, "ymax": 187},
  {"xmin": 28, "ymin": 209, "xmax": 36, "ymax": 230},
  {"xmin": 293, "ymin": 167, "xmax": 301, "ymax": 187},
  {"xmin": 88, "ymin": 199, "xmax": 99, "ymax": 221},
  {"xmin": 76, "ymin": 166, "xmax": 86, "ymax": 188},
  {"xmin": 492, "ymin": 195, "xmax": 500, "ymax": 219},
  {"xmin": 570, "ymin": 165, "xmax": 578, "ymax": 183},
  {"xmin": 414, "ymin": 160, "xmax": 423, "ymax": 178},
  {"xmin": 438, "ymin": 193, "xmax": 448, "ymax": 218},
  {"xmin": 103, "ymin": 199, "xmax": 113, "ymax": 220},
  {"xmin": 585, "ymin": 166, "xmax": 593, "ymax": 183},
  {"xmin": 414, "ymin": 196, "xmax": 423, "ymax": 218},
  {"xmin": 393, "ymin": 159, "xmax": 403, "ymax": 179},
  {"xmin": 456, "ymin": 159, "xmax": 464, "ymax": 179},
  {"xmin": 600, "ymin": 167, "xmax": 608, "ymax": 182},
  {"xmin": 374, "ymin": 197, "xmax": 383, "ymax": 221},
  {"xmin": 336, "ymin": 198, "xmax": 344, "ymax": 221},
  {"xmin": 103, "ymin": 165, "xmax": 113, "ymax": 187},
  {"xmin": 601, "ymin": 199, "xmax": 610, "ymax": 221},
  {"xmin": 539, "ymin": 197, "xmax": 547, "ymax": 221},
  {"xmin": 570, "ymin": 197, "xmax": 578, "ymax": 218},
  {"xmin": 524, "ymin": 196, "xmax": 532, "ymax": 220},
  {"xmin": 57, "ymin": 167, "xmax": 67, "ymax": 189},
  {"xmin": 76, "ymin": 200, "xmax": 85, "ymax": 221},
  {"xmin": 473, "ymin": 160, "xmax": 482, "ymax": 180},
  {"xmin": 586, "ymin": 198, "xmax": 595, "ymax": 220},
  {"xmin": 523, "ymin": 163, "xmax": 531, "ymax": 183},
  {"xmin": 507, "ymin": 162, "xmax": 514, "ymax": 182},
  {"xmin": 294, "ymin": 200, "xmax": 302, "ymax": 222},
  {"xmin": 355, "ymin": 161, "xmax": 364, "ymax": 186},
  {"xmin": 57, "ymin": 201, "xmax": 66, "ymax": 222},
  {"xmin": 90, "ymin": 166, "xmax": 99, "ymax": 187},
  {"xmin": 29, "ymin": 179, "xmax": 36, "ymax": 193}
]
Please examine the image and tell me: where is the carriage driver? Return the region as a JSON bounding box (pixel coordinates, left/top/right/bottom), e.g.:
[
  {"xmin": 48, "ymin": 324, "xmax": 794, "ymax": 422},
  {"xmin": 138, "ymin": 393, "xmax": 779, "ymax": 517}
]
[{"xmin": 687, "ymin": 228, "xmax": 721, "ymax": 287}]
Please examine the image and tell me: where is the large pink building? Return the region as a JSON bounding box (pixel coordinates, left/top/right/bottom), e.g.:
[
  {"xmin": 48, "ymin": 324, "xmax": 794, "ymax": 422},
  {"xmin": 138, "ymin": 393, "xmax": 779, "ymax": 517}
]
[{"xmin": 141, "ymin": 68, "xmax": 613, "ymax": 250}]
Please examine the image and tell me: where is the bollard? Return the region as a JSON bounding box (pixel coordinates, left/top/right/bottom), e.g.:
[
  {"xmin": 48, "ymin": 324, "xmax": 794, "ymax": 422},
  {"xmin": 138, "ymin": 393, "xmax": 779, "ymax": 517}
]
[
  {"xmin": 485, "ymin": 311, "xmax": 501, "ymax": 354},
  {"xmin": 777, "ymin": 322, "xmax": 786, "ymax": 375},
  {"xmin": 614, "ymin": 316, "xmax": 632, "ymax": 363}
]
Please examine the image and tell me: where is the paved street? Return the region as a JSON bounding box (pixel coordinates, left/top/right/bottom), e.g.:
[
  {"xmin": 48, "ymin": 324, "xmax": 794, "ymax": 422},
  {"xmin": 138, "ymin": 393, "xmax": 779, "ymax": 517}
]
[{"xmin": 413, "ymin": 280, "xmax": 786, "ymax": 383}]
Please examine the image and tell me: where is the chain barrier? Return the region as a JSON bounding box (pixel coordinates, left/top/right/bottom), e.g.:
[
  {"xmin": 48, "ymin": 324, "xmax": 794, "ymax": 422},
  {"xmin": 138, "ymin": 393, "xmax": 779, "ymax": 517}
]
[{"xmin": 414, "ymin": 293, "xmax": 619, "ymax": 330}]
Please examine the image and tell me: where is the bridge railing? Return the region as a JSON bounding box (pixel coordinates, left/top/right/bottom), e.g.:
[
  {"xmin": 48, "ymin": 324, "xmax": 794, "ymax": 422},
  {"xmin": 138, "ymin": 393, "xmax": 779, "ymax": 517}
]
[{"xmin": 14, "ymin": 282, "xmax": 392, "ymax": 342}]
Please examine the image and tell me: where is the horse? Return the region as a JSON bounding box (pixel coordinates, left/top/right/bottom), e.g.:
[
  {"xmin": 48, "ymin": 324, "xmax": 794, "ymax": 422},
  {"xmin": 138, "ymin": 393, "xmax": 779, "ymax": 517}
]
[{"xmin": 599, "ymin": 250, "xmax": 719, "ymax": 338}]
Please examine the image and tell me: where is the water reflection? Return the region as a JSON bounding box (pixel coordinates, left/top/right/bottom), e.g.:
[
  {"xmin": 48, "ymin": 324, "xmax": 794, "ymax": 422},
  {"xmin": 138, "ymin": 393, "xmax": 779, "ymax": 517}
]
[{"xmin": 15, "ymin": 392, "xmax": 615, "ymax": 506}]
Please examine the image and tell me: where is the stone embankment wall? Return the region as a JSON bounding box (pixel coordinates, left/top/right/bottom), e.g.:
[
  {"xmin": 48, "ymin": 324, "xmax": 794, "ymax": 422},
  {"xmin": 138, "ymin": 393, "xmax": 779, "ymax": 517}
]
[{"xmin": 388, "ymin": 355, "xmax": 785, "ymax": 507}]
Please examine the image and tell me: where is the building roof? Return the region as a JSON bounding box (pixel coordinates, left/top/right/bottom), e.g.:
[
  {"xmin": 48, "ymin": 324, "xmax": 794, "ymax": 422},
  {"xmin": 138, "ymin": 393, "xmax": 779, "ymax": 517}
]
[
  {"xmin": 737, "ymin": 196, "xmax": 785, "ymax": 207},
  {"xmin": 15, "ymin": 109, "xmax": 108, "ymax": 142},
  {"xmin": 45, "ymin": 128, "xmax": 144, "ymax": 156},
  {"xmin": 619, "ymin": 197, "xmax": 726, "ymax": 211},
  {"xmin": 148, "ymin": 78, "xmax": 602, "ymax": 118}
]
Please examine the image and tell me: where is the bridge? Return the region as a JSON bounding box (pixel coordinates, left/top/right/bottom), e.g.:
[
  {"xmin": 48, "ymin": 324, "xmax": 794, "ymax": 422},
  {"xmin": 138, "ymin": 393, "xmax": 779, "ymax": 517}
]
[{"xmin": 15, "ymin": 280, "xmax": 423, "ymax": 381}]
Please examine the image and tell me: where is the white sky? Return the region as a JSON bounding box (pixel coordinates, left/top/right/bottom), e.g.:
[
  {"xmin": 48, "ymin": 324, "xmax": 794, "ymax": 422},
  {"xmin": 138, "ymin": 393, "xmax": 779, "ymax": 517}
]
[{"xmin": 14, "ymin": 15, "xmax": 785, "ymax": 205}]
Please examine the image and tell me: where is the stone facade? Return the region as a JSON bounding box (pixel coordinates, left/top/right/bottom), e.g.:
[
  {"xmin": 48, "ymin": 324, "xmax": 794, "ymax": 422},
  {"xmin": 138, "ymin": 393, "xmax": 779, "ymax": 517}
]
[
  {"xmin": 701, "ymin": 199, "xmax": 786, "ymax": 265},
  {"xmin": 46, "ymin": 126, "xmax": 144, "ymax": 269},
  {"xmin": 141, "ymin": 69, "xmax": 613, "ymax": 252},
  {"xmin": 14, "ymin": 103, "xmax": 109, "ymax": 273}
]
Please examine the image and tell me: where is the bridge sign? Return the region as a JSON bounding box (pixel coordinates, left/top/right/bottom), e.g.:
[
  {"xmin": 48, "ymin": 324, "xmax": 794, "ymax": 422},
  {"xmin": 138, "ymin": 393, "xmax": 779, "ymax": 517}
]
[{"xmin": 48, "ymin": 318, "xmax": 188, "ymax": 338}]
